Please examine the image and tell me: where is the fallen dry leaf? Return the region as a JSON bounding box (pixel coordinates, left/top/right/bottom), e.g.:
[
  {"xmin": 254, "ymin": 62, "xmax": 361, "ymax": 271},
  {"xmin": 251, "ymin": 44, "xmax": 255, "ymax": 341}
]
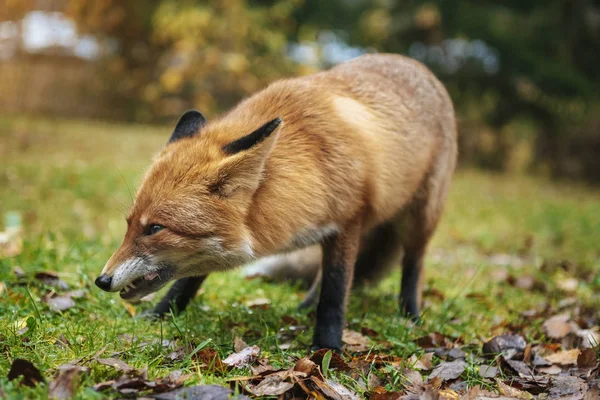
[
  {"xmin": 310, "ymin": 348, "xmax": 351, "ymax": 371},
  {"xmin": 413, "ymin": 352, "xmax": 434, "ymax": 370},
  {"xmin": 96, "ymin": 358, "xmax": 134, "ymax": 372},
  {"xmin": 34, "ymin": 271, "xmax": 69, "ymax": 290},
  {"xmin": 294, "ymin": 357, "xmax": 320, "ymax": 377},
  {"xmin": 233, "ymin": 336, "xmax": 248, "ymax": 353},
  {"xmin": 360, "ymin": 326, "xmax": 379, "ymax": 338},
  {"xmin": 577, "ymin": 348, "xmax": 599, "ymax": 369},
  {"xmin": 479, "ymin": 365, "xmax": 499, "ymax": 378},
  {"xmin": 93, "ymin": 368, "xmax": 187, "ymax": 396},
  {"xmin": 7, "ymin": 359, "xmax": 44, "ymax": 387},
  {"xmin": 538, "ymin": 365, "xmax": 562, "ymax": 375},
  {"xmin": 482, "ymin": 333, "xmax": 526, "ymax": 358},
  {"xmin": 343, "ymin": 329, "xmax": 371, "ymax": 353},
  {"xmin": 223, "ymin": 345, "xmax": 260, "ymax": 368},
  {"xmin": 246, "ymin": 297, "xmax": 270, "ymax": 310},
  {"xmin": 415, "ymin": 332, "xmax": 453, "ymax": 349},
  {"xmin": 504, "ymin": 359, "xmax": 535, "ymax": 379},
  {"xmin": 153, "ymin": 384, "xmax": 251, "ymax": 400},
  {"xmin": 428, "ymin": 360, "xmax": 466, "ymax": 382},
  {"xmin": 401, "ymin": 368, "xmax": 424, "ymax": 389},
  {"xmin": 543, "ymin": 314, "xmax": 572, "ymax": 339},
  {"xmin": 193, "ymin": 348, "xmax": 227, "ymax": 374},
  {"xmin": 370, "ymin": 390, "xmax": 404, "ymax": 400},
  {"xmin": 250, "ymin": 358, "xmax": 277, "ymax": 375},
  {"xmin": 245, "ymin": 374, "xmax": 294, "ymax": 396},
  {"xmin": 48, "ymin": 364, "xmax": 88, "ymax": 399},
  {"xmin": 545, "ymin": 349, "xmax": 581, "ymax": 365},
  {"xmin": 496, "ymin": 379, "xmax": 533, "ymax": 399},
  {"xmin": 45, "ymin": 296, "xmax": 76, "ymax": 312},
  {"xmin": 548, "ymin": 376, "xmax": 590, "ymax": 398}
]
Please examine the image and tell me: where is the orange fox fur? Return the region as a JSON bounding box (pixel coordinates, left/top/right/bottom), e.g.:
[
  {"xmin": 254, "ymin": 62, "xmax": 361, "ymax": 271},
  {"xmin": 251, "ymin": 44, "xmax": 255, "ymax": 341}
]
[{"xmin": 98, "ymin": 54, "xmax": 457, "ymax": 350}]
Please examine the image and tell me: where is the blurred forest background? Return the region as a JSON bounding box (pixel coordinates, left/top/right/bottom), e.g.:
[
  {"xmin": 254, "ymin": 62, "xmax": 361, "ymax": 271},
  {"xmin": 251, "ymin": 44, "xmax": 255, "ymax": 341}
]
[{"xmin": 1, "ymin": 0, "xmax": 599, "ymax": 181}]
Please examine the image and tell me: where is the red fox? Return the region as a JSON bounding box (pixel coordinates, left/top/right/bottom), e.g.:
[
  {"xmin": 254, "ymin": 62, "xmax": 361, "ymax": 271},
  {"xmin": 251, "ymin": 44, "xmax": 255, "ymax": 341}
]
[{"xmin": 95, "ymin": 54, "xmax": 457, "ymax": 351}]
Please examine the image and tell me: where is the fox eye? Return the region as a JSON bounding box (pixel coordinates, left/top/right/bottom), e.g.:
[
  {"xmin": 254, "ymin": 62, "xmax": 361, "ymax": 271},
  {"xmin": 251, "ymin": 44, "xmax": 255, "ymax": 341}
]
[{"xmin": 146, "ymin": 224, "xmax": 165, "ymax": 236}]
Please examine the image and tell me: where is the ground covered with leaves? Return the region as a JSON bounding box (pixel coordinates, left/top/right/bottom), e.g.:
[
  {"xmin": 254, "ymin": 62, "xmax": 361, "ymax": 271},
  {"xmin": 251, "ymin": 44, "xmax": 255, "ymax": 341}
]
[{"xmin": 1, "ymin": 116, "xmax": 599, "ymax": 399}]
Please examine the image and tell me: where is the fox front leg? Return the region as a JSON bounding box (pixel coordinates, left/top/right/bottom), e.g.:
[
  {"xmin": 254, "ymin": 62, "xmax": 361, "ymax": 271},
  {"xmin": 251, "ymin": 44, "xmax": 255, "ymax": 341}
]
[
  {"xmin": 150, "ymin": 275, "xmax": 207, "ymax": 317},
  {"xmin": 312, "ymin": 220, "xmax": 361, "ymax": 351}
]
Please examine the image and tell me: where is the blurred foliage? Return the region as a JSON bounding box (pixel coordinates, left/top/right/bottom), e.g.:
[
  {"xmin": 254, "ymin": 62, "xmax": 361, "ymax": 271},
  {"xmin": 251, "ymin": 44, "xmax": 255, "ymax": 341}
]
[
  {"xmin": 65, "ymin": 0, "xmax": 302, "ymax": 121},
  {"xmin": 2, "ymin": 0, "xmax": 600, "ymax": 180}
]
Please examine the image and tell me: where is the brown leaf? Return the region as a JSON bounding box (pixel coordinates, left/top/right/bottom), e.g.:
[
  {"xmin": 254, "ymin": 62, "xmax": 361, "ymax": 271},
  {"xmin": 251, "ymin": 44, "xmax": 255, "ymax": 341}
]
[
  {"xmin": 361, "ymin": 326, "xmax": 379, "ymax": 338},
  {"xmin": 246, "ymin": 297, "xmax": 270, "ymax": 310},
  {"xmin": 93, "ymin": 368, "xmax": 187, "ymax": 395},
  {"xmin": 34, "ymin": 271, "xmax": 69, "ymax": 290},
  {"xmin": 503, "ymin": 359, "xmax": 534, "ymax": 378},
  {"xmin": 311, "ymin": 376, "xmax": 360, "ymax": 399},
  {"xmin": 193, "ymin": 348, "xmax": 227, "ymax": 374},
  {"xmin": 342, "ymin": 329, "xmax": 371, "ymax": 353},
  {"xmin": 538, "ymin": 365, "xmax": 562, "ymax": 375},
  {"xmin": 369, "ymin": 391, "xmax": 404, "ymax": 400},
  {"xmin": 45, "ymin": 296, "xmax": 76, "ymax": 312},
  {"xmin": 413, "ymin": 352, "xmax": 434, "ymax": 370},
  {"xmin": 401, "ymin": 368, "xmax": 423, "ymax": 389},
  {"xmin": 415, "ymin": 332, "xmax": 453, "ymax": 349},
  {"xmin": 482, "ymin": 333, "xmax": 526, "ymax": 358},
  {"xmin": 310, "ymin": 349, "xmax": 351, "ymax": 371},
  {"xmin": 548, "ymin": 376, "xmax": 589, "ymax": 398},
  {"xmin": 233, "ymin": 336, "xmax": 248, "ymax": 353},
  {"xmin": 96, "ymin": 358, "xmax": 134, "ymax": 372},
  {"xmin": 577, "ymin": 348, "xmax": 599, "ymax": 369},
  {"xmin": 48, "ymin": 364, "xmax": 88, "ymax": 399},
  {"xmin": 223, "ymin": 345, "xmax": 260, "ymax": 368},
  {"xmin": 245, "ymin": 374, "xmax": 294, "ymax": 396},
  {"xmin": 250, "ymin": 358, "xmax": 276, "ymax": 375},
  {"xmin": 153, "ymin": 385, "xmax": 251, "ymax": 400},
  {"xmin": 294, "ymin": 357, "xmax": 320, "ymax": 377},
  {"xmin": 479, "ymin": 365, "xmax": 499, "ymax": 378},
  {"xmin": 428, "ymin": 360, "xmax": 466, "ymax": 382},
  {"xmin": 543, "ymin": 314, "xmax": 572, "ymax": 339},
  {"xmin": 545, "ymin": 349, "xmax": 581, "ymax": 365},
  {"xmin": 7, "ymin": 359, "xmax": 44, "ymax": 387},
  {"xmin": 281, "ymin": 315, "xmax": 299, "ymax": 326},
  {"xmin": 496, "ymin": 379, "xmax": 533, "ymax": 399}
]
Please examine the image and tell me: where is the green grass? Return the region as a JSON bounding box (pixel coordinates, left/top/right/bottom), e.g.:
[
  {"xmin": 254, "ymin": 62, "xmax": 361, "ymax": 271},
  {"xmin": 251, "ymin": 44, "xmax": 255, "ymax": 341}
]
[{"xmin": 1, "ymin": 115, "xmax": 599, "ymax": 398}]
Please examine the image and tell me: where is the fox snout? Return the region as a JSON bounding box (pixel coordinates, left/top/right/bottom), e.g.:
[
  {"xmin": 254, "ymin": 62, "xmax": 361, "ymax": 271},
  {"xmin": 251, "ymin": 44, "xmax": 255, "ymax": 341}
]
[{"xmin": 95, "ymin": 275, "xmax": 113, "ymax": 291}]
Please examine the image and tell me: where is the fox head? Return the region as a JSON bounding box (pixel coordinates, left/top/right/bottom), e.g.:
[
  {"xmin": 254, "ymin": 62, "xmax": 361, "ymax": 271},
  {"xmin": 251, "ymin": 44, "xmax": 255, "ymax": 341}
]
[{"xmin": 95, "ymin": 110, "xmax": 282, "ymax": 301}]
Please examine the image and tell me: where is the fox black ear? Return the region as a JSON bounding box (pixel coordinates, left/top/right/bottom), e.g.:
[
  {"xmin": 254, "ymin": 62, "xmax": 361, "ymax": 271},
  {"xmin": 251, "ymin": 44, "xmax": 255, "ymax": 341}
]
[
  {"xmin": 222, "ymin": 117, "xmax": 282, "ymax": 155},
  {"xmin": 169, "ymin": 110, "xmax": 207, "ymax": 144}
]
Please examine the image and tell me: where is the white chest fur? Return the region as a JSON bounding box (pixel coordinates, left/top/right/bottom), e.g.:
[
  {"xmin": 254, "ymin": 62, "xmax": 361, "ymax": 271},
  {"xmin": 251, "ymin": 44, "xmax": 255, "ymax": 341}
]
[{"xmin": 283, "ymin": 223, "xmax": 339, "ymax": 252}]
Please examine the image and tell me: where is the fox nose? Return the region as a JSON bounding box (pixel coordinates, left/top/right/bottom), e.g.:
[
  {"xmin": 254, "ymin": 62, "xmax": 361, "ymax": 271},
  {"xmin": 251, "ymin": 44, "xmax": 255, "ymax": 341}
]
[{"xmin": 95, "ymin": 275, "xmax": 113, "ymax": 291}]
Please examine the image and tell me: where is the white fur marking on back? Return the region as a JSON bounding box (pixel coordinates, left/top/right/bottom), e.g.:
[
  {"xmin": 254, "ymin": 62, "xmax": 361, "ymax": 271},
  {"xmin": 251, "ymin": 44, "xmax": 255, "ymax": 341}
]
[{"xmin": 332, "ymin": 96, "xmax": 379, "ymax": 135}]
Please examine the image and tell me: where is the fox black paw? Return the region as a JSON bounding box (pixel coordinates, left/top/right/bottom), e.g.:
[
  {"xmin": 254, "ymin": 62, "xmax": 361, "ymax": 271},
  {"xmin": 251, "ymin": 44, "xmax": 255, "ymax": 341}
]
[{"xmin": 310, "ymin": 345, "xmax": 342, "ymax": 354}]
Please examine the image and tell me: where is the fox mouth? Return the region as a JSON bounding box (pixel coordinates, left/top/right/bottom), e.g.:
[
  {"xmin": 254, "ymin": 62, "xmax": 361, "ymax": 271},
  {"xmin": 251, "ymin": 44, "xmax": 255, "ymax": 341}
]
[{"xmin": 119, "ymin": 268, "xmax": 173, "ymax": 301}]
